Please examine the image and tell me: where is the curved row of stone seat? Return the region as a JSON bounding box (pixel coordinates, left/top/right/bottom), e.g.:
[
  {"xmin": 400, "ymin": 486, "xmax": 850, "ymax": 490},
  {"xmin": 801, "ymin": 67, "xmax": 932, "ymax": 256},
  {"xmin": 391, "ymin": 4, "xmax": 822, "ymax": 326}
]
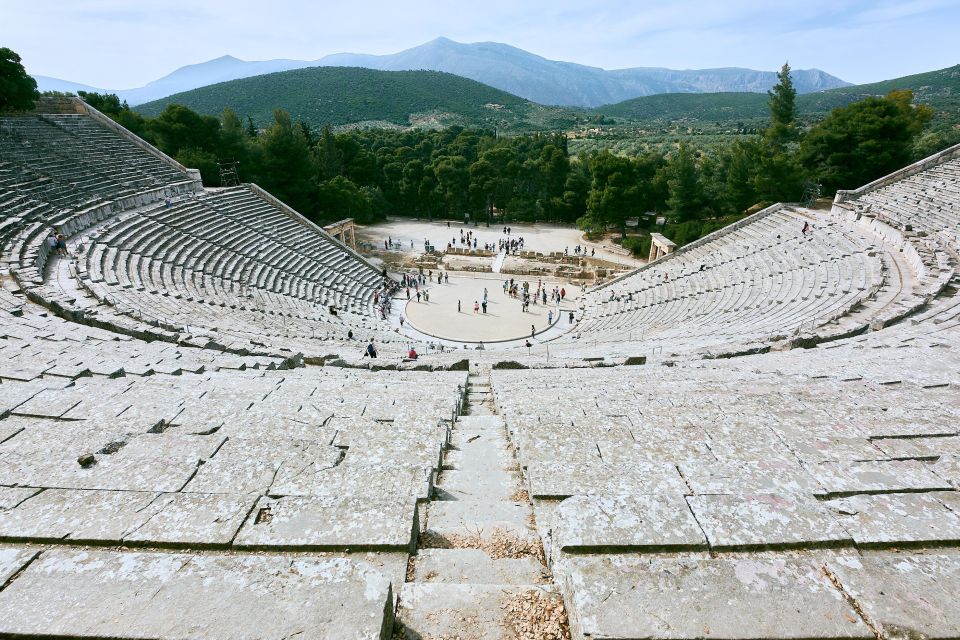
[
  {"xmin": 68, "ymin": 186, "xmax": 394, "ymax": 347},
  {"xmin": 0, "ymin": 108, "xmax": 200, "ymax": 286},
  {"xmin": 556, "ymin": 206, "xmax": 884, "ymax": 355},
  {"xmin": 833, "ymin": 145, "xmax": 959, "ymax": 306}
]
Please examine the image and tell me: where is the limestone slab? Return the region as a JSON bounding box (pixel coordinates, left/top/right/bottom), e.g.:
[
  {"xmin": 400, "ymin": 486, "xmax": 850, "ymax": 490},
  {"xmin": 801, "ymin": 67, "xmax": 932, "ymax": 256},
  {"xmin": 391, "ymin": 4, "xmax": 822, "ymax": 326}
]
[
  {"xmin": 271, "ymin": 463, "xmax": 433, "ymax": 502},
  {"xmin": 0, "ymin": 488, "xmax": 162, "ymax": 543},
  {"xmin": 872, "ymin": 435, "xmax": 960, "ymax": 460},
  {"xmin": 687, "ymin": 493, "xmax": 853, "ymax": 550},
  {"xmin": 552, "ymin": 494, "xmax": 706, "ymax": 553},
  {"xmin": 807, "ymin": 459, "xmax": 951, "ymax": 497},
  {"xmin": 0, "ymin": 549, "xmax": 394, "ymax": 639},
  {"xmin": 784, "ymin": 437, "xmax": 886, "ymax": 463},
  {"xmin": 124, "ymin": 492, "xmax": 256, "ymax": 547},
  {"xmin": 596, "ymin": 437, "xmax": 716, "ymax": 464},
  {"xmin": 680, "ymin": 460, "xmax": 821, "ymax": 496},
  {"xmin": 827, "ymin": 553, "xmax": 960, "ymax": 639},
  {"xmin": 185, "ymin": 438, "xmax": 342, "ymax": 494},
  {"xmin": 0, "ymin": 486, "xmax": 39, "ymax": 510},
  {"xmin": 931, "ymin": 454, "xmax": 960, "ymax": 487},
  {"xmin": 527, "ymin": 461, "xmax": 688, "ymax": 499},
  {"xmin": 826, "ymin": 492, "xmax": 960, "ymax": 546},
  {"xmin": 558, "ymin": 554, "xmax": 872, "ymax": 640},
  {"xmin": 0, "ymin": 547, "xmax": 38, "ymax": 584},
  {"xmin": 234, "ymin": 495, "xmax": 418, "ymax": 551}
]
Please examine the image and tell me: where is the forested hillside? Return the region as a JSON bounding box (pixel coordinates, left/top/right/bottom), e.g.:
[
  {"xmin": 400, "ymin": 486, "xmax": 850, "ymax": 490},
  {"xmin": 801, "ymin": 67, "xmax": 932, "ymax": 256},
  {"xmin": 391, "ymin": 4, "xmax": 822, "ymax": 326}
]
[
  {"xmin": 136, "ymin": 67, "xmax": 588, "ymax": 132},
  {"xmin": 598, "ymin": 64, "xmax": 960, "ymax": 125}
]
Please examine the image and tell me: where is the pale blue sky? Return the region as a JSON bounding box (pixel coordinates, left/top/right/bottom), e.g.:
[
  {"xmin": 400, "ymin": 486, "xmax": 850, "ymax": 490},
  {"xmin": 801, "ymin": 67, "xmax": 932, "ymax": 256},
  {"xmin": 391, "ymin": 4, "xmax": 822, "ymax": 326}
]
[{"xmin": 3, "ymin": 0, "xmax": 958, "ymax": 88}]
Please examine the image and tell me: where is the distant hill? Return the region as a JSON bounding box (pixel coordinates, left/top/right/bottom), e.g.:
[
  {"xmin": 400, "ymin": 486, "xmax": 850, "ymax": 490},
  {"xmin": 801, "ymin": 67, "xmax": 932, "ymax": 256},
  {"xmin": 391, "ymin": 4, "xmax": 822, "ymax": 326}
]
[
  {"xmin": 597, "ymin": 64, "xmax": 960, "ymax": 123},
  {"xmin": 32, "ymin": 37, "xmax": 849, "ymax": 108},
  {"xmin": 135, "ymin": 67, "xmax": 586, "ymax": 132},
  {"xmin": 323, "ymin": 38, "xmax": 848, "ymax": 107}
]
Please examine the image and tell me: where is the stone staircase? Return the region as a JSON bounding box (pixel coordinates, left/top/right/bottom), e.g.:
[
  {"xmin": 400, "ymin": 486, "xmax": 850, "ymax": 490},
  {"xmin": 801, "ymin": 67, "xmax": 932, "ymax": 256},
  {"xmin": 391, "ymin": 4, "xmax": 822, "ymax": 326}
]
[{"xmin": 395, "ymin": 366, "xmax": 570, "ymax": 639}]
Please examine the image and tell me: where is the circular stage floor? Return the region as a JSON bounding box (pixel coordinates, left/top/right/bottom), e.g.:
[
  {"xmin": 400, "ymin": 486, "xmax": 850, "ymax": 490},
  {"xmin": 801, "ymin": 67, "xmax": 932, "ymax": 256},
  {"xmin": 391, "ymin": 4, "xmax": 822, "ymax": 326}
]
[{"xmin": 401, "ymin": 274, "xmax": 580, "ymax": 343}]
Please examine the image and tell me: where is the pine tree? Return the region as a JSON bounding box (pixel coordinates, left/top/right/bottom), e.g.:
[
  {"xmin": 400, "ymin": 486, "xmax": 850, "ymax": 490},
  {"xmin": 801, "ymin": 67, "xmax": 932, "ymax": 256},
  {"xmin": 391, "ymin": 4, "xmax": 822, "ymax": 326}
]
[
  {"xmin": 666, "ymin": 143, "xmax": 704, "ymax": 222},
  {"xmin": 766, "ymin": 62, "xmax": 798, "ymax": 145}
]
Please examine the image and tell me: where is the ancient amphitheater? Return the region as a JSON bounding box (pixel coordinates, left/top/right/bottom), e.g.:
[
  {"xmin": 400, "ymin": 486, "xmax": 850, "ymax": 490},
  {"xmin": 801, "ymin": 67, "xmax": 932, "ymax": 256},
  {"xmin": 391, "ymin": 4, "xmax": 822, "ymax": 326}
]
[{"xmin": 0, "ymin": 97, "xmax": 959, "ymax": 639}]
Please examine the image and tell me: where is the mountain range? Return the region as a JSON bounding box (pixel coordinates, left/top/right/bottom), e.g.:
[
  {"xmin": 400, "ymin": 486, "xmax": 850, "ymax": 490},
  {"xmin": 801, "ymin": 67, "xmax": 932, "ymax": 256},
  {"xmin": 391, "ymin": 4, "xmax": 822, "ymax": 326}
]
[{"xmin": 33, "ymin": 37, "xmax": 850, "ymax": 108}]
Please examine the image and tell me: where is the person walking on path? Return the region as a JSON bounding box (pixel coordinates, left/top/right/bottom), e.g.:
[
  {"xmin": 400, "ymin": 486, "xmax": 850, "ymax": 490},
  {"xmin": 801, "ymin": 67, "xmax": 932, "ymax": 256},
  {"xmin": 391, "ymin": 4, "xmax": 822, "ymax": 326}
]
[
  {"xmin": 560, "ymin": 287, "xmax": 566, "ymax": 300},
  {"xmin": 458, "ymin": 300, "xmax": 461, "ymax": 313},
  {"xmin": 483, "ymin": 287, "xmax": 488, "ymax": 304},
  {"xmin": 531, "ymin": 324, "xmax": 536, "ymax": 338},
  {"xmin": 474, "ymin": 301, "xmax": 480, "ymax": 313},
  {"xmin": 365, "ymin": 341, "xmax": 378, "ymax": 358},
  {"xmin": 548, "ymin": 310, "xmax": 553, "ymax": 324},
  {"xmin": 399, "ymin": 315, "xmax": 405, "ymax": 328}
]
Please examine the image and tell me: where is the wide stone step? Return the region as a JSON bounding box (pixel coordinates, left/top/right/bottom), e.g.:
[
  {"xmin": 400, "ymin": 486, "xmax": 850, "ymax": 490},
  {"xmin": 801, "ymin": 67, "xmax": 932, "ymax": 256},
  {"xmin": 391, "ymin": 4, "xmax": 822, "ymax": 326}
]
[
  {"xmin": 456, "ymin": 415, "xmax": 504, "ymax": 430},
  {"xmin": 435, "ymin": 469, "xmax": 519, "ymax": 502},
  {"xmin": 426, "ymin": 500, "xmax": 535, "ymax": 539},
  {"xmin": 412, "ymin": 548, "xmax": 548, "ymax": 585},
  {"xmin": 396, "ymin": 583, "xmax": 566, "ymax": 640}
]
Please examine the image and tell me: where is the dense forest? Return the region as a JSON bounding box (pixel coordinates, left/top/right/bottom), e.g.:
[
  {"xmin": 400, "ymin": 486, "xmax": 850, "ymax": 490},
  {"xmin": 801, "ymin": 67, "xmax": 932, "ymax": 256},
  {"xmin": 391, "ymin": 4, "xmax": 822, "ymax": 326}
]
[
  {"xmin": 75, "ymin": 63, "xmax": 942, "ymax": 256},
  {"xmin": 135, "ymin": 67, "xmax": 590, "ymax": 133}
]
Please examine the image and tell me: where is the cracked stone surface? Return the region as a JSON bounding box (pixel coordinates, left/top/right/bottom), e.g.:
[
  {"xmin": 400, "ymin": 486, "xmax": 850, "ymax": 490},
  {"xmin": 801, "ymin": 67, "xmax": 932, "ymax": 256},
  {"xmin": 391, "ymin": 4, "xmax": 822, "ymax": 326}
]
[
  {"xmin": 686, "ymin": 493, "xmax": 854, "ymax": 549},
  {"xmin": 234, "ymin": 495, "xmax": 419, "ymax": 550},
  {"xmin": 827, "ymin": 552, "xmax": 960, "ymax": 639},
  {"xmin": 826, "ymin": 492, "xmax": 960, "ymax": 546},
  {"xmin": 556, "ymin": 553, "xmax": 872, "ymax": 640},
  {"xmin": 0, "ymin": 547, "xmax": 38, "ymax": 584},
  {"xmin": 552, "ymin": 494, "xmax": 706, "ymax": 553},
  {"xmin": 0, "ymin": 549, "xmax": 394, "ymax": 639}
]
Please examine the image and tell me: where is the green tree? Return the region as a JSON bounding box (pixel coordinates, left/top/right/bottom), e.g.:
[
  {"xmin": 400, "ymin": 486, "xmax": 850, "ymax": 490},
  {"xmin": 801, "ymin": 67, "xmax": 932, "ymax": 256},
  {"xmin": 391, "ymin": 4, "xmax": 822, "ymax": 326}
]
[
  {"xmin": 148, "ymin": 104, "xmax": 221, "ymax": 157},
  {"xmin": 255, "ymin": 109, "xmax": 318, "ymax": 215},
  {"xmin": 175, "ymin": 148, "xmax": 220, "ymax": 186},
  {"xmin": 315, "ymin": 126, "xmax": 343, "ymax": 181},
  {"xmin": 0, "ymin": 47, "xmax": 38, "ymax": 112},
  {"xmin": 582, "ymin": 151, "xmax": 639, "ymax": 234},
  {"xmin": 766, "ymin": 62, "xmax": 798, "ymax": 145},
  {"xmin": 800, "ymin": 90, "xmax": 934, "ymax": 194},
  {"xmin": 666, "ymin": 143, "xmax": 705, "ymax": 222}
]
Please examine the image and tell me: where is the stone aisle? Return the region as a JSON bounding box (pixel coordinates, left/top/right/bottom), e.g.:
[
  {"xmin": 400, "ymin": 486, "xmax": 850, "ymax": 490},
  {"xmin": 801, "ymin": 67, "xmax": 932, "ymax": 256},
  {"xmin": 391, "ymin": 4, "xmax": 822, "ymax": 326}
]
[{"xmin": 395, "ymin": 365, "xmax": 570, "ymax": 640}]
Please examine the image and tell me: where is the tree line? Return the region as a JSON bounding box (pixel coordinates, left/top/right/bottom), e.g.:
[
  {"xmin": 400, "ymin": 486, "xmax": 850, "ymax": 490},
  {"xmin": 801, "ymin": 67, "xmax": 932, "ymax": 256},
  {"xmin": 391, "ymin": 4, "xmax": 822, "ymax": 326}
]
[{"xmin": 0, "ymin": 46, "xmax": 941, "ymax": 251}]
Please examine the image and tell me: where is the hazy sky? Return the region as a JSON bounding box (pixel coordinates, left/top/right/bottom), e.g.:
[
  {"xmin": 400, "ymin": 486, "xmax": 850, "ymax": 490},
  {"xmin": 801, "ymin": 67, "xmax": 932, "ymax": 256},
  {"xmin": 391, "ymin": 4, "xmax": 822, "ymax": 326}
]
[{"xmin": 3, "ymin": 0, "xmax": 958, "ymax": 88}]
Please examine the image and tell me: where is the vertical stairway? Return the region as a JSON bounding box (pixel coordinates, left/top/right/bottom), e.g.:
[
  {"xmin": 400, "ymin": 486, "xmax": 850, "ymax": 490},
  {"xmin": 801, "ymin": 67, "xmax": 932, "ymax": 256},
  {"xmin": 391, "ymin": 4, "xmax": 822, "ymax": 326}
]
[
  {"xmin": 492, "ymin": 250, "xmax": 507, "ymax": 274},
  {"xmin": 395, "ymin": 365, "xmax": 570, "ymax": 640}
]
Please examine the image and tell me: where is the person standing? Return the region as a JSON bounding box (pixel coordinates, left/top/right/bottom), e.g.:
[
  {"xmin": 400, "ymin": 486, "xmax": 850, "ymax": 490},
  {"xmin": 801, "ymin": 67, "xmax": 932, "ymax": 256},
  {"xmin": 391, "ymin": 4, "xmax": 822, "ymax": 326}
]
[
  {"xmin": 531, "ymin": 324, "xmax": 536, "ymax": 338},
  {"xmin": 482, "ymin": 300, "xmax": 487, "ymax": 314},
  {"xmin": 548, "ymin": 310, "xmax": 553, "ymax": 324},
  {"xmin": 474, "ymin": 301, "xmax": 480, "ymax": 313},
  {"xmin": 458, "ymin": 300, "xmax": 461, "ymax": 313}
]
